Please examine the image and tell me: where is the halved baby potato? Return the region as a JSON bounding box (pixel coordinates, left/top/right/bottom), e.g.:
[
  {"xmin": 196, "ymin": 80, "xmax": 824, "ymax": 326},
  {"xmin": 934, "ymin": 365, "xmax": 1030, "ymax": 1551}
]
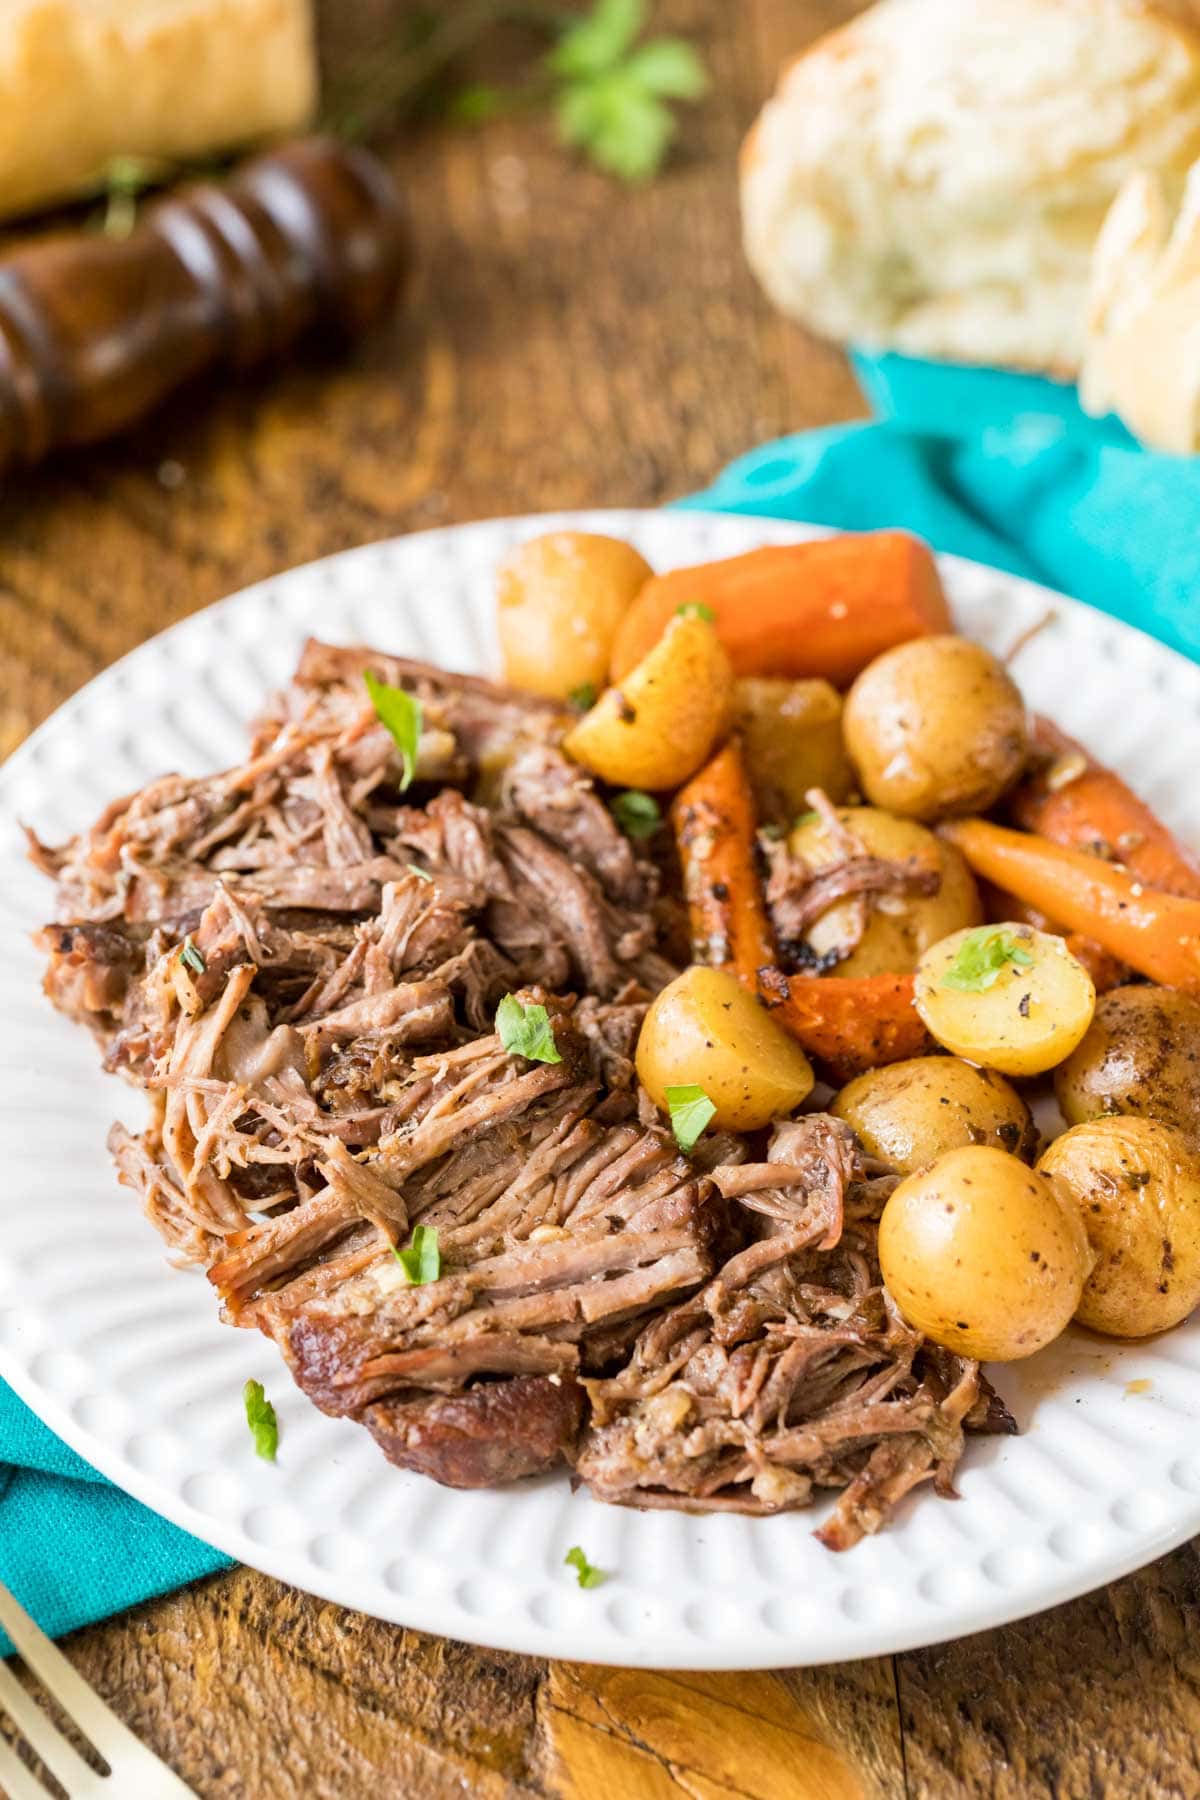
[
  {"xmin": 914, "ymin": 922, "xmax": 1095, "ymax": 1077},
  {"xmin": 636, "ymin": 964, "xmax": 814, "ymax": 1133},
  {"xmin": 564, "ymin": 610, "xmax": 733, "ymax": 790}
]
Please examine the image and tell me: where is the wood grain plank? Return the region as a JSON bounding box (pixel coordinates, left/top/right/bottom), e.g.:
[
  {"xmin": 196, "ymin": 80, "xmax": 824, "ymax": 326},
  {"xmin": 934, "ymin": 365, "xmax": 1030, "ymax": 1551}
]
[
  {"xmin": 898, "ymin": 1541, "xmax": 1200, "ymax": 1800},
  {"xmin": 538, "ymin": 1662, "xmax": 904, "ymax": 1800},
  {"xmin": 62, "ymin": 1569, "xmax": 543, "ymax": 1798}
]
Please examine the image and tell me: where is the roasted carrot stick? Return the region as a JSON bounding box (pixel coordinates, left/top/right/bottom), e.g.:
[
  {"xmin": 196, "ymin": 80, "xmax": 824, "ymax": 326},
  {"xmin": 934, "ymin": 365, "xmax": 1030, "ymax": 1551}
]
[
  {"xmin": 610, "ymin": 531, "xmax": 950, "ymax": 687},
  {"xmin": 941, "ymin": 818, "xmax": 1200, "ymax": 992},
  {"xmin": 1010, "ymin": 717, "xmax": 1200, "ymax": 899},
  {"xmin": 758, "ymin": 968, "xmax": 932, "ymax": 1083},
  {"xmin": 672, "ymin": 739, "xmax": 777, "ymax": 991},
  {"xmin": 976, "ymin": 879, "xmax": 1126, "ymax": 994}
]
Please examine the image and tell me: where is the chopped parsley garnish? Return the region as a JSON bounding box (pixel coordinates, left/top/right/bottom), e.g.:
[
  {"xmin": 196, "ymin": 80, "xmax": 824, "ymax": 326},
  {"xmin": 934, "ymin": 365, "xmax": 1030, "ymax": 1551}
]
[
  {"xmin": 610, "ymin": 789, "xmax": 661, "ymax": 840},
  {"xmin": 179, "ymin": 936, "xmax": 206, "ymax": 975},
  {"xmin": 564, "ymin": 1544, "xmax": 606, "ymax": 1588},
  {"xmin": 548, "ymin": 1, "xmax": 709, "ymax": 184},
  {"xmin": 793, "ymin": 810, "xmax": 821, "ymax": 829},
  {"xmin": 665, "ymin": 1083, "xmax": 716, "ymax": 1154},
  {"xmin": 243, "ymin": 1379, "xmax": 278, "ymax": 1461},
  {"xmin": 496, "ymin": 994, "xmax": 563, "ymax": 1064},
  {"xmin": 942, "ymin": 927, "xmax": 1035, "ymax": 993},
  {"xmin": 676, "ymin": 601, "xmax": 716, "ymax": 622},
  {"xmin": 393, "ymin": 1223, "xmax": 441, "ymax": 1286},
  {"xmin": 407, "ymin": 863, "xmax": 434, "ymax": 884},
  {"xmin": 568, "ymin": 681, "xmax": 598, "ymax": 711},
  {"xmin": 364, "ymin": 670, "xmax": 423, "ymax": 791}
]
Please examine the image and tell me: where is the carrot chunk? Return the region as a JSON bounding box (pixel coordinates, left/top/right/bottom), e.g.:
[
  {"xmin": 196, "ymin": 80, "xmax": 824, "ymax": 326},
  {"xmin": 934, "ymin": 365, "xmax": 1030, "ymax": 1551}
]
[
  {"xmin": 758, "ymin": 969, "xmax": 932, "ymax": 1083},
  {"xmin": 941, "ymin": 817, "xmax": 1200, "ymax": 993},
  {"xmin": 672, "ymin": 740, "xmax": 777, "ymax": 991},
  {"xmin": 1010, "ymin": 717, "xmax": 1200, "ymax": 899},
  {"xmin": 611, "ymin": 532, "xmax": 950, "ymax": 687}
]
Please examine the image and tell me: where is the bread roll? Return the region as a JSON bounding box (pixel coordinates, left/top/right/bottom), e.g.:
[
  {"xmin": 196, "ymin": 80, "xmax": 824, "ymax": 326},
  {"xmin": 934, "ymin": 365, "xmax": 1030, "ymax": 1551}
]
[
  {"xmin": 1081, "ymin": 164, "xmax": 1200, "ymax": 449},
  {"xmin": 0, "ymin": 0, "xmax": 317, "ymax": 221},
  {"xmin": 741, "ymin": 0, "xmax": 1200, "ymax": 374}
]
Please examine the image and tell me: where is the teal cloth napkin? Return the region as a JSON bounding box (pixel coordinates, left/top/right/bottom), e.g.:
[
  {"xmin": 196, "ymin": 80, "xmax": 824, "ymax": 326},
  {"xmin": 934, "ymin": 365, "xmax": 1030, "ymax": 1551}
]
[
  {"xmin": 3, "ymin": 349, "xmax": 1196, "ymax": 1652},
  {"xmin": 681, "ymin": 352, "xmax": 1200, "ymax": 664},
  {"xmin": 0, "ymin": 1384, "xmax": 231, "ymax": 1656}
]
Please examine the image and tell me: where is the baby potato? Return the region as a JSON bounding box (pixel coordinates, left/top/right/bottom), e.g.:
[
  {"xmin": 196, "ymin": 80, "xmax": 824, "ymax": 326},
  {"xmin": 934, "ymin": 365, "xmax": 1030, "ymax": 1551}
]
[
  {"xmin": 831, "ymin": 1055, "xmax": 1036, "ymax": 1176},
  {"xmin": 1038, "ymin": 1117, "xmax": 1200, "ymax": 1337},
  {"xmin": 497, "ymin": 531, "xmax": 653, "ymax": 700},
  {"xmin": 843, "ymin": 635, "xmax": 1028, "ymax": 822},
  {"xmin": 564, "ymin": 610, "xmax": 733, "ymax": 790},
  {"xmin": 1054, "ymin": 984, "xmax": 1200, "ymax": 1148},
  {"xmin": 879, "ymin": 1145, "xmax": 1090, "ymax": 1360},
  {"xmin": 786, "ymin": 806, "xmax": 981, "ymax": 978},
  {"xmin": 731, "ymin": 677, "xmax": 854, "ymax": 817},
  {"xmin": 636, "ymin": 964, "xmax": 814, "ymax": 1133},
  {"xmin": 914, "ymin": 923, "xmax": 1095, "ymax": 1077}
]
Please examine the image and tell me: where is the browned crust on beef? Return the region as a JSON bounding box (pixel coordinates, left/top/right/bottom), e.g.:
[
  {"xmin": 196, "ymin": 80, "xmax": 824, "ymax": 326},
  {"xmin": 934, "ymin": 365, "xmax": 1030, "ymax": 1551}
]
[{"xmin": 363, "ymin": 1375, "xmax": 585, "ymax": 1486}]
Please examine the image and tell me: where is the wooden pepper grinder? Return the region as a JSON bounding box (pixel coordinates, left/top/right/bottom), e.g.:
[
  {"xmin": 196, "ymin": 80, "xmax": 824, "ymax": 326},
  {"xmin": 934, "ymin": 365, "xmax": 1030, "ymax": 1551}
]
[{"xmin": 0, "ymin": 136, "xmax": 409, "ymax": 472}]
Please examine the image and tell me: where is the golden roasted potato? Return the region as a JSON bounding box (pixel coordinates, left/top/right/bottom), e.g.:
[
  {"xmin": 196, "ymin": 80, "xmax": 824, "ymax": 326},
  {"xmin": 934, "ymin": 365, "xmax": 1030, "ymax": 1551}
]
[
  {"xmin": 1054, "ymin": 984, "xmax": 1200, "ymax": 1147},
  {"xmin": 731, "ymin": 677, "xmax": 854, "ymax": 818},
  {"xmin": 914, "ymin": 923, "xmax": 1095, "ymax": 1077},
  {"xmin": 843, "ymin": 635, "xmax": 1028, "ymax": 821},
  {"xmin": 636, "ymin": 964, "xmax": 814, "ymax": 1133},
  {"xmin": 564, "ymin": 610, "xmax": 733, "ymax": 790},
  {"xmin": 831, "ymin": 1055, "xmax": 1036, "ymax": 1175},
  {"xmin": 879, "ymin": 1145, "xmax": 1090, "ymax": 1360},
  {"xmin": 497, "ymin": 531, "xmax": 653, "ymax": 700},
  {"xmin": 785, "ymin": 806, "xmax": 981, "ymax": 978},
  {"xmin": 1039, "ymin": 1117, "xmax": 1200, "ymax": 1338}
]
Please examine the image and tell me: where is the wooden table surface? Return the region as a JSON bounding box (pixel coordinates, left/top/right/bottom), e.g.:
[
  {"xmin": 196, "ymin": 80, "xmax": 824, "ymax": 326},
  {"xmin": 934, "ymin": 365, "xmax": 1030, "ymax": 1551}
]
[{"xmin": 4, "ymin": 4, "xmax": 1200, "ymax": 1796}]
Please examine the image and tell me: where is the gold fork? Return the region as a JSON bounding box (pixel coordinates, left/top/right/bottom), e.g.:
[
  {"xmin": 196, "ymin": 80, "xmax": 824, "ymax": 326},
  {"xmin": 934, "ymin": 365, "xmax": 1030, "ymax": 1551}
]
[{"xmin": 0, "ymin": 1580, "xmax": 195, "ymax": 1799}]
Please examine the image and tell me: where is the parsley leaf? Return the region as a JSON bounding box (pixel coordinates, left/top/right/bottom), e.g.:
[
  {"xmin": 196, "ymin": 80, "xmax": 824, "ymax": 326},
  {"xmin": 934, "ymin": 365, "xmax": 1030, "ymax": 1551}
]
[
  {"xmin": 496, "ymin": 994, "xmax": 563, "ymax": 1064},
  {"xmin": 179, "ymin": 936, "xmax": 206, "ymax": 975},
  {"xmin": 407, "ymin": 863, "xmax": 434, "ymax": 884},
  {"xmin": 610, "ymin": 789, "xmax": 661, "ymax": 840},
  {"xmin": 243, "ymin": 1378, "xmax": 278, "ymax": 1461},
  {"xmin": 556, "ymin": 76, "xmax": 673, "ymax": 182},
  {"xmin": 564, "ymin": 1544, "xmax": 606, "ymax": 1588},
  {"xmin": 548, "ymin": 0, "xmax": 707, "ymax": 183},
  {"xmin": 623, "ymin": 39, "xmax": 710, "ymax": 101},
  {"xmin": 548, "ymin": 0, "xmax": 644, "ymax": 79},
  {"xmin": 676, "ymin": 601, "xmax": 716, "ymax": 622},
  {"xmin": 942, "ymin": 927, "xmax": 1036, "ymax": 993},
  {"xmin": 568, "ymin": 681, "xmax": 598, "ymax": 711},
  {"xmin": 793, "ymin": 810, "xmax": 821, "ymax": 829},
  {"xmin": 364, "ymin": 670, "xmax": 423, "ymax": 791},
  {"xmin": 666, "ymin": 1084, "xmax": 716, "ymax": 1154},
  {"xmin": 393, "ymin": 1223, "xmax": 441, "ymax": 1285}
]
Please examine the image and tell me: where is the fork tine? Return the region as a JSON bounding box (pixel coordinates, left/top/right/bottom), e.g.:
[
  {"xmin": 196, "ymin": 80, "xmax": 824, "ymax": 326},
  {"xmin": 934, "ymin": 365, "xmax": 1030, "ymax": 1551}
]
[
  {"xmin": 0, "ymin": 1584, "xmax": 195, "ymax": 1797},
  {"xmin": 0, "ymin": 1731, "xmax": 46, "ymax": 1800},
  {"xmin": 0, "ymin": 1659, "xmax": 98, "ymax": 1796}
]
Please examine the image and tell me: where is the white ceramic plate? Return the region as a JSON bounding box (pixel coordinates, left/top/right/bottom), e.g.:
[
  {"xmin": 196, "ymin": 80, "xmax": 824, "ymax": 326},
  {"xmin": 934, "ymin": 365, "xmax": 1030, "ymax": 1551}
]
[{"xmin": 3, "ymin": 510, "xmax": 1200, "ymax": 1671}]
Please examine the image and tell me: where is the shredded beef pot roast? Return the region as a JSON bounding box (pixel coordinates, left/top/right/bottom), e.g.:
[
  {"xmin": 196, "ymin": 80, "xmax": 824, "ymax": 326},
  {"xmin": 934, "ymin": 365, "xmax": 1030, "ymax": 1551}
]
[{"xmin": 32, "ymin": 641, "xmax": 1010, "ymax": 1536}]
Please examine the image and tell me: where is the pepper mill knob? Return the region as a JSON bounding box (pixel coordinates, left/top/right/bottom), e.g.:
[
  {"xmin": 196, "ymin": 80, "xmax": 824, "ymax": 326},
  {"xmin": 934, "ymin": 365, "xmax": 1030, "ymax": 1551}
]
[{"xmin": 0, "ymin": 136, "xmax": 409, "ymax": 472}]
